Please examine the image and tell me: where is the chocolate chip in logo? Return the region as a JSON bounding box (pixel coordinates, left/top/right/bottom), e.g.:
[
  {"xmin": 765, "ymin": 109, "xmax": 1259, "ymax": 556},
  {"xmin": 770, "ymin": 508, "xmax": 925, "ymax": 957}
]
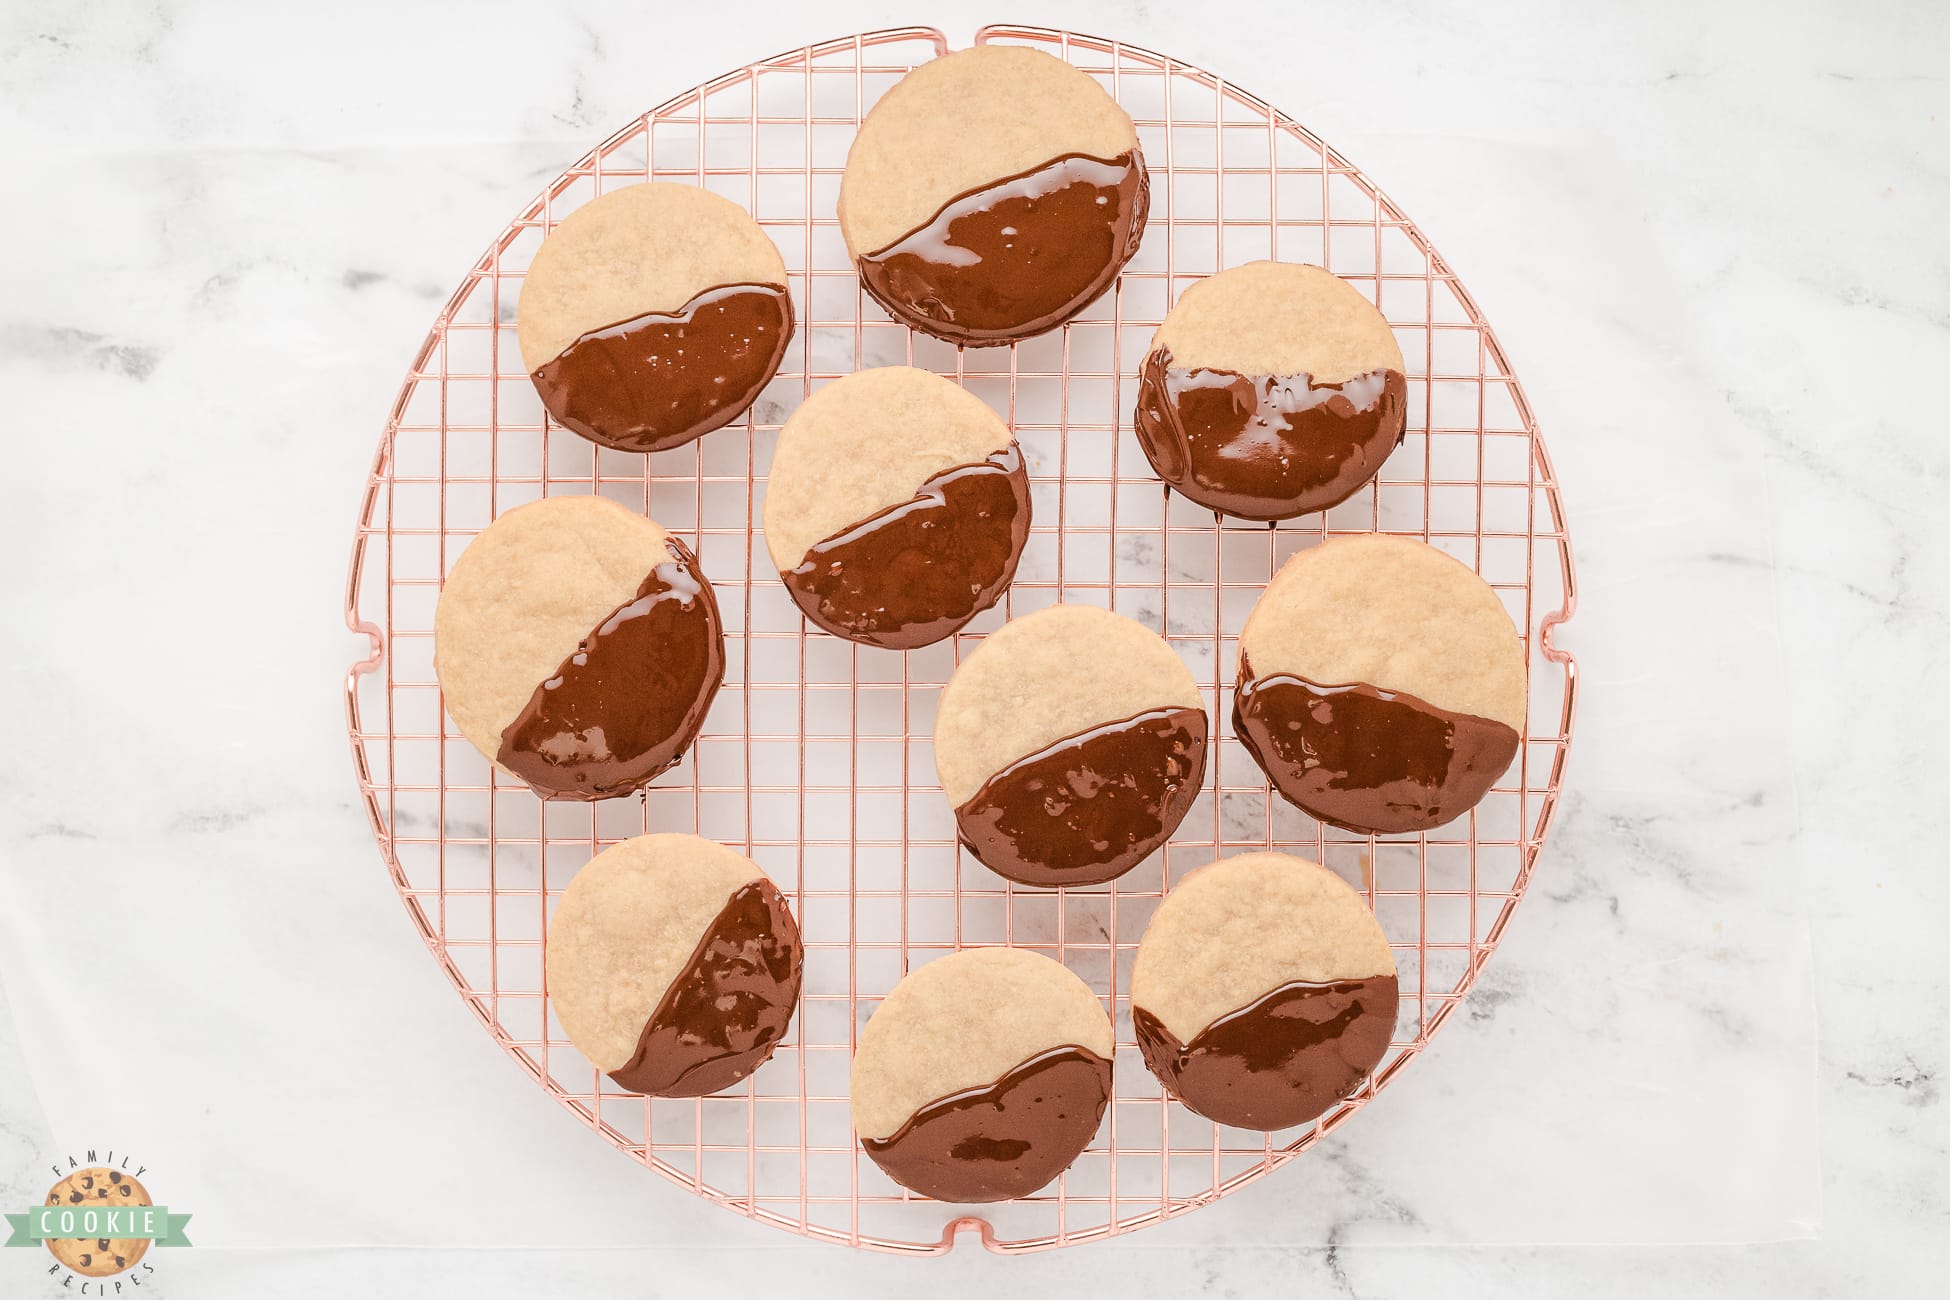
[
  {"xmin": 69, "ymin": 1191, "xmax": 83, "ymax": 1204},
  {"xmin": 118, "ymin": 1185, "xmax": 131, "ymax": 1197},
  {"xmin": 78, "ymin": 1255, "xmax": 92, "ymax": 1268},
  {"xmin": 81, "ymin": 1175, "xmax": 94, "ymax": 1190},
  {"xmin": 96, "ymin": 1188, "xmax": 109, "ymax": 1198},
  {"xmin": 98, "ymin": 1238, "xmax": 110, "ymax": 1250},
  {"xmin": 108, "ymin": 1172, "xmax": 121, "ymax": 1184},
  {"xmin": 115, "ymin": 1256, "xmax": 126, "ymax": 1269}
]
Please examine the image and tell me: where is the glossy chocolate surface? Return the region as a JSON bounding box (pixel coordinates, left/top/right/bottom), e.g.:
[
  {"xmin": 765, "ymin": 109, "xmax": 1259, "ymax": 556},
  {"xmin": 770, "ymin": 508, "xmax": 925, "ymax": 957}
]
[
  {"xmin": 856, "ymin": 151, "xmax": 1148, "ymax": 346},
  {"xmin": 497, "ymin": 536, "xmax": 724, "ymax": 800},
  {"xmin": 955, "ymin": 706, "xmax": 1207, "ymax": 887},
  {"xmin": 861, "ymin": 1045, "xmax": 1112, "ymax": 1203},
  {"xmin": 531, "ymin": 282, "xmax": 792, "ymax": 454},
  {"xmin": 1232, "ymin": 655, "xmax": 1519, "ymax": 834},
  {"xmin": 1134, "ymin": 975, "xmax": 1398, "ymax": 1130},
  {"xmin": 609, "ymin": 879, "xmax": 804, "ymax": 1097},
  {"xmin": 782, "ymin": 444, "xmax": 1030, "ymax": 650},
  {"xmin": 1133, "ymin": 349, "xmax": 1407, "ymax": 521}
]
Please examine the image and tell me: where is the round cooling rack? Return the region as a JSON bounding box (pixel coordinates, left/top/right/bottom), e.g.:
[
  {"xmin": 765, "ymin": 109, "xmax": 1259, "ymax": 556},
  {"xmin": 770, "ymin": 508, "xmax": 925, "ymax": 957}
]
[{"xmin": 343, "ymin": 25, "xmax": 1579, "ymax": 1255}]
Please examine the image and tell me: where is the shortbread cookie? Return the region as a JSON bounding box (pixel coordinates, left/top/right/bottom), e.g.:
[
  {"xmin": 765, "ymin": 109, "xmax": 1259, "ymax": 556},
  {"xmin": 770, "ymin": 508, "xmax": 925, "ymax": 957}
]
[
  {"xmin": 547, "ymin": 834, "xmax": 803, "ymax": 1096},
  {"xmin": 934, "ymin": 605, "xmax": 1207, "ymax": 887},
  {"xmin": 41, "ymin": 1168, "xmax": 151, "ymax": 1277},
  {"xmin": 434, "ymin": 495, "xmax": 724, "ymax": 800},
  {"xmin": 851, "ymin": 948, "xmax": 1113, "ymax": 1202},
  {"xmin": 839, "ymin": 45, "xmax": 1148, "ymax": 345},
  {"xmin": 1133, "ymin": 262, "xmax": 1407, "ymax": 520},
  {"xmin": 519, "ymin": 182, "xmax": 793, "ymax": 453},
  {"xmin": 763, "ymin": 367, "xmax": 1030, "ymax": 649},
  {"xmin": 1233, "ymin": 534, "xmax": 1525, "ymax": 833},
  {"xmin": 1130, "ymin": 853, "xmax": 1397, "ymax": 1130}
]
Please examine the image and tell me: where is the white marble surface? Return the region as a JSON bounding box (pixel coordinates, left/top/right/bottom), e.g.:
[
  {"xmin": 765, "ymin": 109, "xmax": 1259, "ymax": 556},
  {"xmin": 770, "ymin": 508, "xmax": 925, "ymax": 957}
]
[{"xmin": 1, "ymin": 0, "xmax": 1945, "ymax": 1294}]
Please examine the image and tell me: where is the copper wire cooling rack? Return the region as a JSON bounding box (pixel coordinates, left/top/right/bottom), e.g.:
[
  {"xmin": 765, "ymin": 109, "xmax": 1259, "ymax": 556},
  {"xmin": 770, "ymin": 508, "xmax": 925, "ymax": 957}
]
[{"xmin": 343, "ymin": 26, "xmax": 1579, "ymax": 1254}]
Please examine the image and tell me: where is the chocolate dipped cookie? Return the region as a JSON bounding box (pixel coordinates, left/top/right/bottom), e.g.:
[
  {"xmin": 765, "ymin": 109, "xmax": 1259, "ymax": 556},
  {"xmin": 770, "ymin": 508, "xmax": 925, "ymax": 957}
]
[
  {"xmin": 434, "ymin": 495, "xmax": 724, "ymax": 801},
  {"xmin": 1134, "ymin": 261, "xmax": 1407, "ymax": 521},
  {"xmin": 1130, "ymin": 852, "xmax": 1398, "ymax": 1131},
  {"xmin": 851, "ymin": 947, "xmax": 1113, "ymax": 1202},
  {"xmin": 518, "ymin": 182, "xmax": 792, "ymax": 454},
  {"xmin": 934, "ymin": 604, "xmax": 1207, "ymax": 888},
  {"xmin": 1232, "ymin": 534, "xmax": 1526, "ymax": 834},
  {"xmin": 763, "ymin": 366, "xmax": 1029, "ymax": 649},
  {"xmin": 839, "ymin": 45, "xmax": 1148, "ymax": 346},
  {"xmin": 547, "ymin": 833, "xmax": 803, "ymax": 1097}
]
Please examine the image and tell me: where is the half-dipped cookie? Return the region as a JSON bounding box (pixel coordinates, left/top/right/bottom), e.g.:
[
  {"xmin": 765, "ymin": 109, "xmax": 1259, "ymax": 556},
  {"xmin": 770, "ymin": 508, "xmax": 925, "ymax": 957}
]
[
  {"xmin": 839, "ymin": 45, "xmax": 1148, "ymax": 346},
  {"xmin": 548, "ymin": 834, "xmax": 803, "ymax": 1096},
  {"xmin": 851, "ymin": 947, "xmax": 1113, "ymax": 1202},
  {"xmin": 763, "ymin": 366, "xmax": 1029, "ymax": 649},
  {"xmin": 1233, "ymin": 535, "xmax": 1526, "ymax": 834},
  {"xmin": 518, "ymin": 183, "xmax": 793, "ymax": 454},
  {"xmin": 1134, "ymin": 262, "xmax": 1407, "ymax": 520},
  {"xmin": 434, "ymin": 495, "xmax": 724, "ymax": 800},
  {"xmin": 1130, "ymin": 852, "xmax": 1398, "ymax": 1130},
  {"xmin": 934, "ymin": 605, "xmax": 1207, "ymax": 887}
]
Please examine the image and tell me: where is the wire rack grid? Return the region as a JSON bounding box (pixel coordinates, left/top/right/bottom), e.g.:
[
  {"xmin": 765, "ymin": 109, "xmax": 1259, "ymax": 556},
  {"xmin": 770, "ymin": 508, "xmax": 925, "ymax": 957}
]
[{"xmin": 343, "ymin": 25, "xmax": 1578, "ymax": 1254}]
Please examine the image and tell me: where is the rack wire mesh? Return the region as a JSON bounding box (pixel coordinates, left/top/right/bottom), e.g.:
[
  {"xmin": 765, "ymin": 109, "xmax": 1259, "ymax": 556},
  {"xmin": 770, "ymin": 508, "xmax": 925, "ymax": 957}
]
[{"xmin": 343, "ymin": 25, "xmax": 1579, "ymax": 1254}]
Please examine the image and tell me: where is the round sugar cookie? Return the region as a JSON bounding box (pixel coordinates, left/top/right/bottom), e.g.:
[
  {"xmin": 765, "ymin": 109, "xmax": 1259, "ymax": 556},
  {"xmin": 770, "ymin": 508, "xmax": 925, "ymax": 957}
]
[
  {"xmin": 1233, "ymin": 534, "xmax": 1526, "ymax": 833},
  {"xmin": 839, "ymin": 45, "xmax": 1148, "ymax": 346},
  {"xmin": 546, "ymin": 834, "xmax": 803, "ymax": 1096},
  {"xmin": 933, "ymin": 604, "xmax": 1207, "ymax": 887},
  {"xmin": 433, "ymin": 495, "xmax": 724, "ymax": 801},
  {"xmin": 850, "ymin": 947, "xmax": 1113, "ymax": 1202},
  {"xmin": 518, "ymin": 182, "xmax": 793, "ymax": 454},
  {"xmin": 763, "ymin": 366, "xmax": 1029, "ymax": 649},
  {"xmin": 1133, "ymin": 262, "xmax": 1408, "ymax": 521},
  {"xmin": 1129, "ymin": 852, "xmax": 1398, "ymax": 1130}
]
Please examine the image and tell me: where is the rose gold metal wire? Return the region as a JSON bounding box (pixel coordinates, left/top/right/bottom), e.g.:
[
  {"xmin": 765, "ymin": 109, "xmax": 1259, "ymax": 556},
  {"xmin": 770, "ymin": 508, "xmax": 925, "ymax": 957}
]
[{"xmin": 341, "ymin": 25, "xmax": 1579, "ymax": 1255}]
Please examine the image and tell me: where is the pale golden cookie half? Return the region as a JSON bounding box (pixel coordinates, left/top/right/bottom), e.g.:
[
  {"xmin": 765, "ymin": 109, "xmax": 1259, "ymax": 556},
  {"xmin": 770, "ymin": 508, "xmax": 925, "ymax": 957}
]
[
  {"xmin": 547, "ymin": 834, "xmax": 803, "ymax": 1097},
  {"xmin": 850, "ymin": 947, "xmax": 1113, "ymax": 1202},
  {"xmin": 518, "ymin": 182, "xmax": 793, "ymax": 454},
  {"xmin": 1130, "ymin": 852, "xmax": 1399, "ymax": 1131},
  {"xmin": 433, "ymin": 495, "xmax": 724, "ymax": 801},
  {"xmin": 839, "ymin": 45, "xmax": 1148, "ymax": 345},
  {"xmin": 1233, "ymin": 534, "xmax": 1527, "ymax": 833},
  {"xmin": 762, "ymin": 367, "xmax": 1029, "ymax": 649},
  {"xmin": 933, "ymin": 605, "xmax": 1207, "ymax": 887}
]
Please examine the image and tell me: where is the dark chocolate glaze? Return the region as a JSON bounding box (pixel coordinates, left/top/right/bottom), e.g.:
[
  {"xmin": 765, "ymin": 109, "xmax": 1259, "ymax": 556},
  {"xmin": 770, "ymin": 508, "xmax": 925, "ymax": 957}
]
[
  {"xmin": 954, "ymin": 707, "xmax": 1207, "ymax": 887},
  {"xmin": 856, "ymin": 151, "xmax": 1148, "ymax": 346},
  {"xmin": 608, "ymin": 878, "xmax": 804, "ymax": 1097},
  {"xmin": 1133, "ymin": 348, "xmax": 1407, "ymax": 521},
  {"xmin": 1231, "ymin": 653, "xmax": 1519, "ymax": 834},
  {"xmin": 861, "ymin": 1045, "xmax": 1112, "ymax": 1203},
  {"xmin": 531, "ymin": 282, "xmax": 793, "ymax": 454},
  {"xmin": 496, "ymin": 536, "xmax": 724, "ymax": 801},
  {"xmin": 1133, "ymin": 975, "xmax": 1399, "ymax": 1130},
  {"xmin": 781, "ymin": 443, "xmax": 1030, "ymax": 650}
]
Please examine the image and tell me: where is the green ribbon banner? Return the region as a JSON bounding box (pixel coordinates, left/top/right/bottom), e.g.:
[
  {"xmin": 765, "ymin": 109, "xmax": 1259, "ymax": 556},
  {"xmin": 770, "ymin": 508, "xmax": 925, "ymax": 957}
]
[{"xmin": 5, "ymin": 1204, "xmax": 192, "ymax": 1248}]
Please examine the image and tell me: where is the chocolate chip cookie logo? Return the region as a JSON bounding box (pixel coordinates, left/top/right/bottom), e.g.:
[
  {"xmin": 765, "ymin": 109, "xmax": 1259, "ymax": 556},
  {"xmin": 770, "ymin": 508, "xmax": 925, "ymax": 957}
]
[{"xmin": 6, "ymin": 1153, "xmax": 191, "ymax": 1291}]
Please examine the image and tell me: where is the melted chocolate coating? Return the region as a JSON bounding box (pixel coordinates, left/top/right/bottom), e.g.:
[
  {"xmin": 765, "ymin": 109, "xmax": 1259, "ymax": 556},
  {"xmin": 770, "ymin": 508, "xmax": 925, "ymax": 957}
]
[
  {"xmin": 1133, "ymin": 349, "xmax": 1407, "ymax": 521},
  {"xmin": 1231, "ymin": 654, "xmax": 1519, "ymax": 834},
  {"xmin": 856, "ymin": 151, "xmax": 1148, "ymax": 346},
  {"xmin": 861, "ymin": 1046, "xmax": 1112, "ymax": 1202},
  {"xmin": 496, "ymin": 536, "xmax": 724, "ymax": 800},
  {"xmin": 530, "ymin": 282, "xmax": 793, "ymax": 454},
  {"xmin": 1133, "ymin": 975, "xmax": 1399, "ymax": 1130},
  {"xmin": 609, "ymin": 879, "xmax": 804, "ymax": 1097},
  {"xmin": 955, "ymin": 707, "xmax": 1207, "ymax": 887},
  {"xmin": 781, "ymin": 444, "xmax": 1030, "ymax": 650}
]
